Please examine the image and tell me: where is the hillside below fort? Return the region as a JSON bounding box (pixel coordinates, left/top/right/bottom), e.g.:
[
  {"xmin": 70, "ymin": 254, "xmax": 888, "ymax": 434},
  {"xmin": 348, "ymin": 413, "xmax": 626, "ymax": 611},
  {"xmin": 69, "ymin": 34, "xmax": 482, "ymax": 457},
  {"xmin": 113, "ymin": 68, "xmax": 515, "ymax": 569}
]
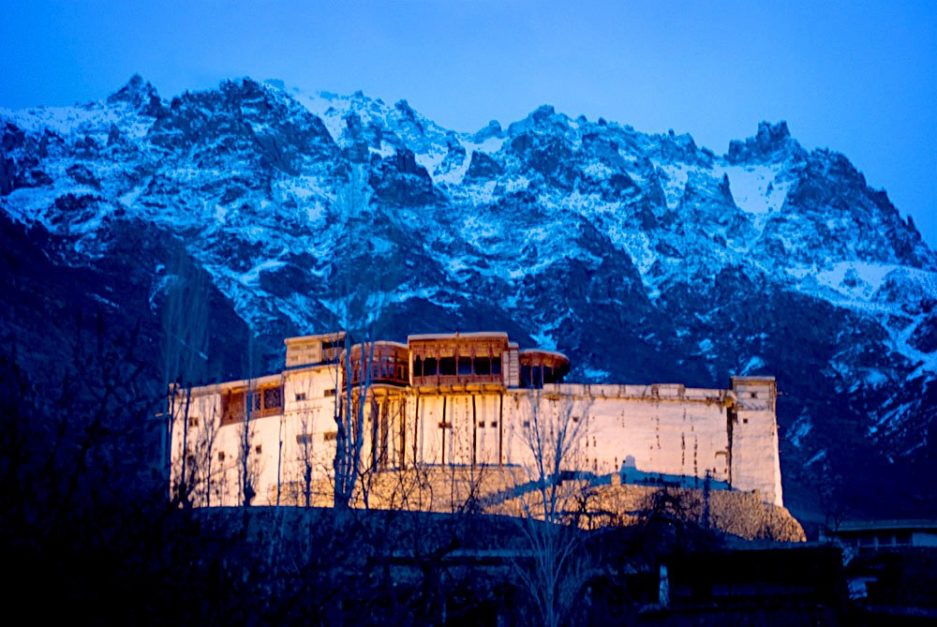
[
  {"xmin": 2, "ymin": 76, "xmax": 935, "ymax": 522},
  {"xmin": 269, "ymin": 466, "xmax": 806, "ymax": 543}
]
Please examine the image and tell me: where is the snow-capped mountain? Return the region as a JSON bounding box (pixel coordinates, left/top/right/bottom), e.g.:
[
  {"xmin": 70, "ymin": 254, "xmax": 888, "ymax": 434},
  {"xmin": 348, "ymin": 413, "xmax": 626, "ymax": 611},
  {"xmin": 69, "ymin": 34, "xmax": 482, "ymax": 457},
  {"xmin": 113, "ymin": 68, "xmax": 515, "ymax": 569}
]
[{"xmin": 2, "ymin": 75, "xmax": 935, "ymax": 519}]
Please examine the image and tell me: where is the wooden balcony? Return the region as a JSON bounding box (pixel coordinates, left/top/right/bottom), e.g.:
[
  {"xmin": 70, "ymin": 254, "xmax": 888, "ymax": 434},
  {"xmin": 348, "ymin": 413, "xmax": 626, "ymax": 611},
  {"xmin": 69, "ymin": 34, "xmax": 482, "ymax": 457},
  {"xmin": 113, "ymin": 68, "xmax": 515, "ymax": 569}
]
[{"xmin": 411, "ymin": 372, "xmax": 505, "ymax": 392}]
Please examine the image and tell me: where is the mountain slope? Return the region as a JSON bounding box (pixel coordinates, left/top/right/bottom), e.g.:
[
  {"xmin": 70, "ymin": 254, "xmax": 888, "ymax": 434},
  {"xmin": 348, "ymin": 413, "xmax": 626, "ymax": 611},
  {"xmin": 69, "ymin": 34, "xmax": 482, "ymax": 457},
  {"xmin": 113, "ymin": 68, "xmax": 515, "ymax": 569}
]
[{"xmin": 2, "ymin": 75, "xmax": 935, "ymax": 520}]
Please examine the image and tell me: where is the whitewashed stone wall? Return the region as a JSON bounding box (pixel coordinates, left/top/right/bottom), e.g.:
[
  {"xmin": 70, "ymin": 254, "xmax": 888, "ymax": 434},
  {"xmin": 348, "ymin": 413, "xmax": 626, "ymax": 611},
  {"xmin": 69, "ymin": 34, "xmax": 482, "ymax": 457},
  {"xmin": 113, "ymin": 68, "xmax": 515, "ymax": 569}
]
[{"xmin": 170, "ymin": 370, "xmax": 783, "ymax": 508}]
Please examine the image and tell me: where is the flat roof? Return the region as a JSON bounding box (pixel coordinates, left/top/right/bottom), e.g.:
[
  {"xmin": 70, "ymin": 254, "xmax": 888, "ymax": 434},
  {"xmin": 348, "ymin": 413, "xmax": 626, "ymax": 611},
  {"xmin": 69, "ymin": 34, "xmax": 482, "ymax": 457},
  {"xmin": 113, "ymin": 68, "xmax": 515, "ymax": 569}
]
[
  {"xmin": 519, "ymin": 348, "xmax": 571, "ymax": 361},
  {"xmin": 346, "ymin": 340, "xmax": 408, "ymax": 351},
  {"xmin": 182, "ymin": 372, "xmax": 284, "ymax": 396},
  {"xmin": 731, "ymin": 375, "xmax": 777, "ymax": 383},
  {"xmin": 284, "ymin": 331, "xmax": 345, "ymax": 345},
  {"xmin": 408, "ymin": 331, "xmax": 510, "ymax": 342}
]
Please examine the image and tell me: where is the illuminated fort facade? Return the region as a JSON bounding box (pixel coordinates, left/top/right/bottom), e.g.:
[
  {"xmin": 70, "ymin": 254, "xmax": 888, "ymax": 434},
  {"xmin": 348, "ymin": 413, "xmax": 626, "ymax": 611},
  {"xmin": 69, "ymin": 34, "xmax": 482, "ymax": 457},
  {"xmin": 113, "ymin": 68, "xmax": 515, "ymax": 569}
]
[{"xmin": 169, "ymin": 331, "xmax": 783, "ymax": 508}]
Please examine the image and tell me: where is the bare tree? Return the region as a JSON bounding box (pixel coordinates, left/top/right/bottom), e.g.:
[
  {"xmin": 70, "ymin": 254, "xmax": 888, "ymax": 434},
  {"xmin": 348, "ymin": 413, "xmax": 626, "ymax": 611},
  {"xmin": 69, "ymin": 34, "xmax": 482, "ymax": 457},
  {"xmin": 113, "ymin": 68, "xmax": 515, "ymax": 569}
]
[
  {"xmin": 332, "ymin": 341, "xmax": 371, "ymax": 508},
  {"xmin": 441, "ymin": 414, "xmax": 493, "ymax": 515},
  {"xmin": 237, "ymin": 383, "xmax": 262, "ymax": 507},
  {"xmin": 296, "ymin": 410, "xmax": 317, "ymax": 507},
  {"xmin": 327, "ymin": 165, "xmax": 400, "ymax": 510},
  {"xmin": 168, "ymin": 394, "xmax": 224, "ymax": 508},
  {"xmin": 194, "ymin": 403, "xmax": 220, "ymax": 506},
  {"xmin": 512, "ymin": 389, "xmax": 592, "ymax": 627},
  {"xmin": 280, "ymin": 405, "xmax": 333, "ymax": 507},
  {"xmin": 161, "ymin": 246, "xmax": 210, "ymax": 501}
]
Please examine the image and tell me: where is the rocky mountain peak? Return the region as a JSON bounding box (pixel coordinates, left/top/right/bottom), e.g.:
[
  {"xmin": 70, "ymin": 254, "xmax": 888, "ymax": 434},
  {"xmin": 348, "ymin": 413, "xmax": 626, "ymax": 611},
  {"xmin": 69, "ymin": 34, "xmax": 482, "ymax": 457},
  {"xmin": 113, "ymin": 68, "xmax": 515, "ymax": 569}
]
[
  {"xmin": 758, "ymin": 119, "xmax": 790, "ymax": 141},
  {"xmin": 507, "ymin": 104, "xmax": 573, "ymax": 137},
  {"xmin": 106, "ymin": 74, "xmax": 162, "ymax": 116},
  {"xmin": 394, "ymin": 99, "xmax": 416, "ymax": 118},
  {"xmin": 726, "ymin": 120, "xmax": 805, "ymax": 164},
  {"xmin": 531, "ymin": 104, "xmax": 556, "ymax": 122},
  {"xmin": 472, "ymin": 120, "xmax": 503, "ymax": 142}
]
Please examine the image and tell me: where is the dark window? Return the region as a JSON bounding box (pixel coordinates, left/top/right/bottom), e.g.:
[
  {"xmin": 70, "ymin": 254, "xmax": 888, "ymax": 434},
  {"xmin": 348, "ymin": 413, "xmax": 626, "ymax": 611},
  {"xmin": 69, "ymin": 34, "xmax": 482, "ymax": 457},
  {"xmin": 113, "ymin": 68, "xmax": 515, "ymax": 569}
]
[
  {"xmin": 296, "ymin": 433, "xmax": 313, "ymax": 445},
  {"xmin": 424, "ymin": 357, "xmax": 438, "ymax": 376},
  {"xmin": 254, "ymin": 445, "xmax": 262, "ymax": 454},
  {"xmin": 324, "ymin": 431, "xmax": 338, "ymax": 441},
  {"xmin": 188, "ymin": 416, "xmax": 199, "ymax": 428},
  {"xmin": 475, "ymin": 357, "xmax": 491, "ymax": 375},
  {"xmin": 222, "ymin": 390, "xmax": 246, "ymax": 426},
  {"xmin": 218, "ymin": 451, "xmax": 225, "ymax": 461},
  {"xmin": 439, "ymin": 357, "xmax": 456, "ymax": 376},
  {"xmin": 491, "ymin": 357, "xmax": 501, "ymax": 375},
  {"xmin": 458, "ymin": 356, "xmax": 472, "ymax": 375},
  {"xmin": 295, "ymin": 392, "xmax": 307, "ymax": 401},
  {"xmin": 324, "ymin": 388, "xmax": 336, "ymax": 397},
  {"xmin": 413, "ymin": 356, "xmax": 423, "ymax": 377},
  {"xmin": 263, "ymin": 387, "xmax": 283, "ymax": 410}
]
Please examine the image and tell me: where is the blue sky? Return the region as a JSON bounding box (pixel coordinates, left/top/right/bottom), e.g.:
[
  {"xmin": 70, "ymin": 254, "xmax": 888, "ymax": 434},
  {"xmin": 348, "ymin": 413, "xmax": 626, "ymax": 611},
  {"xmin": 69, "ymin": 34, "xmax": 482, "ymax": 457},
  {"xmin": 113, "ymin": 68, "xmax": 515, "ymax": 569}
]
[{"xmin": 3, "ymin": 0, "xmax": 935, "ymax": 244}]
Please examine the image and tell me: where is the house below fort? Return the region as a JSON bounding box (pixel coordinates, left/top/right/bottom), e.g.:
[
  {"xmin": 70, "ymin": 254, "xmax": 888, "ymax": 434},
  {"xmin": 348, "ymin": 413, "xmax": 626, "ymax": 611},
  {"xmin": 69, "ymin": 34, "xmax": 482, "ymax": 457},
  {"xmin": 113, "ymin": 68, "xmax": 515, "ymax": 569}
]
[{"xmin": 169, "ymin": 331, "xmax": 783, "ymax": 508}]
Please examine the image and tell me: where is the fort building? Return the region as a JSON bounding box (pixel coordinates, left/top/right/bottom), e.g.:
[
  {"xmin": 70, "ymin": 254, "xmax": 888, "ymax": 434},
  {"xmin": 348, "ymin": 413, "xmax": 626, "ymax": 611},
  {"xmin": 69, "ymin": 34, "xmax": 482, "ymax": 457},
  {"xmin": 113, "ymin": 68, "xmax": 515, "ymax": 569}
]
[{"xmin": 169, "ymin": 331, "xmax": 783, "ymax": 508}]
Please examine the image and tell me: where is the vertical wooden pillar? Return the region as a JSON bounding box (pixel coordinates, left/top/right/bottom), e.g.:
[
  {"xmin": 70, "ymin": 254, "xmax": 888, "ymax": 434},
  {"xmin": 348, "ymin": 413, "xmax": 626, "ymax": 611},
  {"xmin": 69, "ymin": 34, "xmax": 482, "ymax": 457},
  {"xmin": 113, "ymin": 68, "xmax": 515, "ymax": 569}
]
[
  {"xmin": 498, "ymin": 393, "xmax": 504, "ymax": 466},
  {"xmin": 413, "ymin": 394, "xmax": 421, "ymax": 468},
  {"xmin": 399, "ymin": 397, "xmax": 407, "ymax": 469},
  {"xmin": 441, "ymin": 396, "xmax": 448, "ymax": 465},
  {"xmin": 471, "ymin": 394, "xmax": 477, "ymax": 467}
]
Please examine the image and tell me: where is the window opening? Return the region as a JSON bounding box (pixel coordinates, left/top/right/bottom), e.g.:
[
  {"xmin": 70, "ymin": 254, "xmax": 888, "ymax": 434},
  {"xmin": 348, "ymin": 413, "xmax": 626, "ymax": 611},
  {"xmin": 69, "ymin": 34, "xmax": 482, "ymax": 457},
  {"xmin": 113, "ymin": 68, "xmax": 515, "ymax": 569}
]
[{"xmin": 439, "ymin": 357, "xmax": 456, "ymax": 376}]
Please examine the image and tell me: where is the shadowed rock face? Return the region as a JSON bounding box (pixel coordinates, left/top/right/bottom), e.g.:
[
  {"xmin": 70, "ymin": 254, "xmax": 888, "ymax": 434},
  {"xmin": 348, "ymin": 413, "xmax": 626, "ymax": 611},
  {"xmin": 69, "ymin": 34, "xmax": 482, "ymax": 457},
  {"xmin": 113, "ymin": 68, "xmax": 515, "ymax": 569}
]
[
  {"xmin": 368, "ymin": 149, "xmax": 439, "ymax": 206},
  {"xmin": 465, "ymin": 150, "xmax": 502, "ymax": 181},
  {"xmin": 1, "ymin": 76, "xmax": 935, "ymax": 520}
]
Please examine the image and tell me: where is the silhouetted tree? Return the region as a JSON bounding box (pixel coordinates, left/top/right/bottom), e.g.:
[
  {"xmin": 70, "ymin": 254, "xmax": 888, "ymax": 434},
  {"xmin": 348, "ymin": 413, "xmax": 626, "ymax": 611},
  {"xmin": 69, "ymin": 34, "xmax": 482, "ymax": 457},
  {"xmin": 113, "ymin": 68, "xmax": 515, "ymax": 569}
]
[
  {"xmin": 328, "ymin": 166, "xmax": 400, "ymax": 509},
  {"xmin": 513, "ymin": 390, "xmax": 593, "ymax": 627}
]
